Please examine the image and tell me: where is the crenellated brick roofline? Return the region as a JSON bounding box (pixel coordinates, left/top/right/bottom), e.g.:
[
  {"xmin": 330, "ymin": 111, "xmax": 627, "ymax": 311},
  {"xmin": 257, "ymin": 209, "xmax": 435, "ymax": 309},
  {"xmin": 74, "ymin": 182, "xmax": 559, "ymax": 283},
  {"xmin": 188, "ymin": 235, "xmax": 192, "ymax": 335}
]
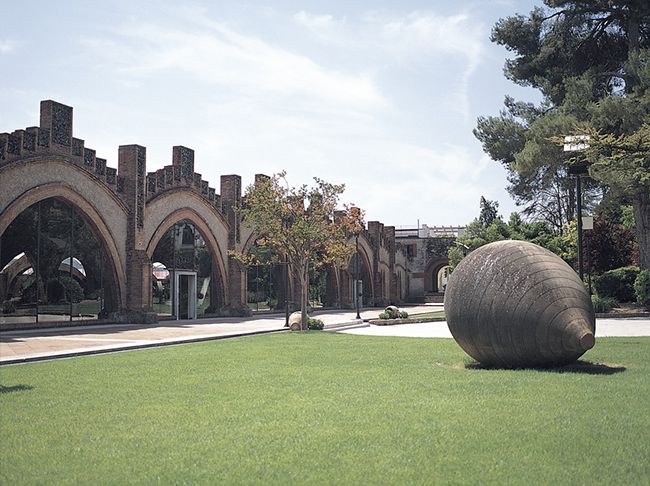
[{"xmin": 0, "ymin": 100, "xmax": 222, "ymax": 212}]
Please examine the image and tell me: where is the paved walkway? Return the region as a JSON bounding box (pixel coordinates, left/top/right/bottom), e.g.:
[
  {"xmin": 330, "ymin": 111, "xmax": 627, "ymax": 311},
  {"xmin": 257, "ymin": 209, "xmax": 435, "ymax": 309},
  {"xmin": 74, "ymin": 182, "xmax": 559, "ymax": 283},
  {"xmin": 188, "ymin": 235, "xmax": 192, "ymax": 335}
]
[
  {"xmin": 1, "ymin": 304, "xmax": 648, "ymax": 365},
  {"xmin": 0, "ymin": 305, "xmax": 438, "ymax": 364},
  {"xmin": 340, "ymin": 317, "xmax": 650, "ymax": 338}
]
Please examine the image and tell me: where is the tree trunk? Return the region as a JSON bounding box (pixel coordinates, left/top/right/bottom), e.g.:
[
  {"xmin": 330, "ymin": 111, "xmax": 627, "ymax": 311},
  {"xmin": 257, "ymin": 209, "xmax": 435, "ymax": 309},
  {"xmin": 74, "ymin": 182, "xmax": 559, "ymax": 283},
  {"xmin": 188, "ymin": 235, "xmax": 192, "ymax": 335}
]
[{"xmin": 632, "ymin": 187, "xmax": 650, "ymax": 270}]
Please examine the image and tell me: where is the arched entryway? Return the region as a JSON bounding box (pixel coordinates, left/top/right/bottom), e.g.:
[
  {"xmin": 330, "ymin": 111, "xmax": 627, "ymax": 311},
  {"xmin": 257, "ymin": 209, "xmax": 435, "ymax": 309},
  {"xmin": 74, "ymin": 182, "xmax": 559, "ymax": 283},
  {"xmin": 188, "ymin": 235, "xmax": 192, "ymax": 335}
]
[
  {"xmin": 149, "ymin": 219, "xmax": 225, "ymax": 319},
  {"xmin": 347, "ymin": 251, "xmax": 373, "ymax": 307},
  {"xmin": 0, "ymin": 197, "xmax": 121, "ymax": 324},
  {"xmin": 425, "ymin": 258, "xmax": 450, "ymax": 293}
]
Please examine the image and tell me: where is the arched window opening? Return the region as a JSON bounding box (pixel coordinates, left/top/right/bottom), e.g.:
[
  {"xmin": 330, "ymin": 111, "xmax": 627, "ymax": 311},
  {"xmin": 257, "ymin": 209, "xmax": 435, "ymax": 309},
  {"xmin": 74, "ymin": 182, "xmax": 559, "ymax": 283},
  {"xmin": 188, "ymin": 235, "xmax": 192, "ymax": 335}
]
[
  {"xmin": 246, "ymin": 244, "xmax": 284, "ymax": 312},
  {"xmin": 436, "ymin": 265, "xmax": 450, "ymax": 293},
  {"xmin": 347, "ymin": 253, "xmax": 372, "ymax": 307},
  {"xmin": 151, "ymin": 220, "xmax": 220, "ymax": 319},
  {"xmin": 0, "ymin": 198, "xmax": 117, "ymax": 325}
]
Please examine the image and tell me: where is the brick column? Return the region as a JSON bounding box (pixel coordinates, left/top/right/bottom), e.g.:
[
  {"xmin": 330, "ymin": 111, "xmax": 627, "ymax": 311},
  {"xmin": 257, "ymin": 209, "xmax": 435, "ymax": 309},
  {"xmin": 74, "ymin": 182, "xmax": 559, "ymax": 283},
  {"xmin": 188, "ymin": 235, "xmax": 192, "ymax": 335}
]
[
  {"xmin": 221, "ymin": 174, "xmax": 245, "ymax": 309},
  {"xmin": 384, "ymin": 226, "xmax": 397, "ymax": 303},
  {"xmin": 39, "ymin": 100, "xmax": 73, "ymax": 155},
  {"xmin": 172, "ymin": 146, "xmax": 194, "ymax": 182},
  {"xmin": 367, "ymin": 221, "xmax": 383, "ymax": 305},
  {"xmin": 118, "ymin": 144, "xmax": 156, "ymax": 323}
]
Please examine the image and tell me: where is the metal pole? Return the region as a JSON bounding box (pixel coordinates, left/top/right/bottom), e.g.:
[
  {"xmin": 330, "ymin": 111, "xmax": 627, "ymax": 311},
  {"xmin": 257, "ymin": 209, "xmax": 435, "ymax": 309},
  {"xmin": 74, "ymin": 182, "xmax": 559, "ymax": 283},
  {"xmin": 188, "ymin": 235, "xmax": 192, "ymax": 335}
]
[
  {"xmin": 268, "ymin": 263, "xmax": 272, "ymax": 310},
  {"xmin": 576, "ymin": 175, "xmax": 584, "ymax": 282},
  {"xmin": 284, "ymin": 259, "xmax": 289, "ymax": 327},
  {"xmin": 99, "ymin": 244, "xmax": 103, "ymax": 314},
  {"xmin": 172, "ymin": 224, "xmax": 176, "ymax": 319},
  {"xmin": 69, "ymin": 205, "xmax": 74, "ymax": 321},
  {"xmin": 36, "ymin": 201, "xmax": 41, "ymax": 324},
  {"xmin": 255, "ymin": 264, "xmax": 259, "ymax": 311},
  {"xmin": 586, "ymin": 231, "xmax": 592, "ymax": 295},
  {"xmin": 355, "ymin": 233, "xmax": 361, "ymax": 320}
]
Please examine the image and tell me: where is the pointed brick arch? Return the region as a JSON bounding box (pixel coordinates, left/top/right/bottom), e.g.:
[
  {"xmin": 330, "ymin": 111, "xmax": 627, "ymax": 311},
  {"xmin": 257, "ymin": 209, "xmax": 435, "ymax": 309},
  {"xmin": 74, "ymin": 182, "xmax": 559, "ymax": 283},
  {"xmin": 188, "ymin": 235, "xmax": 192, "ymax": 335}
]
[
  {"xmin": 146, "ymin": 207, "xmax": 229, "ymax": 308},
  {"xmin": 346, "ymin": 234, "xmax": 375, "ymax": 304},
  {"xmin": 0, "ymin": 182, "xmax": 127, "ymax": 310}
]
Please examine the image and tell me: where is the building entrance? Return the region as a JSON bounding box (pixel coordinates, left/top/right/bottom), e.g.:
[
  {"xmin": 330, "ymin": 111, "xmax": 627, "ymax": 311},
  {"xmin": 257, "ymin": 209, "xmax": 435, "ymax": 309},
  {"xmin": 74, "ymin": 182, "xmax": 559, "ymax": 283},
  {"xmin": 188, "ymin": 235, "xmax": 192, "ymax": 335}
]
[{"xmin": 174, "ymin": 271, "xmax": 197, "ymax": 320}]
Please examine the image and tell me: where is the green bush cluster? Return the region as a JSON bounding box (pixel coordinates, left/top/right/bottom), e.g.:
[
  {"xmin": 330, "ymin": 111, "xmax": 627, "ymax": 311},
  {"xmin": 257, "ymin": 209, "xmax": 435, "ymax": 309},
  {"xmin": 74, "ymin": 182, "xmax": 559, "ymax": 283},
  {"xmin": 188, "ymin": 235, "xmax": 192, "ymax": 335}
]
[
  {"xmin": 594, "ymin": 266, "xmax": 640, "ymax": 302},
  {"xmin": 634, "ymin": 270, "xmax": 650, "ymax": 310},
  {"xmin": 591, "ymin": 295, "xmax": 619, "ymax": 313},
  {"xmin": 378, "ymin": 309, "xmax": 409, "ymax": 320},
  {"xmin": 307, "ymin": 318, "xmax": 324, "ymax": 330}
]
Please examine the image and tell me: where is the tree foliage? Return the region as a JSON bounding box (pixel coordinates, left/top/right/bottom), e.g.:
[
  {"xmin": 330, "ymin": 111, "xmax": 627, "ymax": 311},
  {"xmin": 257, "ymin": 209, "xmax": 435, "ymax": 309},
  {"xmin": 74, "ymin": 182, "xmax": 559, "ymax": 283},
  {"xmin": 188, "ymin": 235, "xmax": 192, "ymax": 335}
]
[
  {"xmin": 448, "ymin": 201, "xmax": 576, "ymax": 272},
  {"xmin": 234, "ymin": 172, "xmax": 363, "ymax": 330},
  {"xmin": 476, "ymin": 0, "xmax": 650, "ymax": 268}
]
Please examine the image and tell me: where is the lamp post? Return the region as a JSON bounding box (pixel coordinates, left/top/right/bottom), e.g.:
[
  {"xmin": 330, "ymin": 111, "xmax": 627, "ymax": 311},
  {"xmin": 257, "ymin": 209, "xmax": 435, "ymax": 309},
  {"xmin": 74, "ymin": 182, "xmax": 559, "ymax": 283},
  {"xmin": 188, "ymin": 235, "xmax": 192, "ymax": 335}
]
[
  {"xmin": 355, "ymin": 232, "xmax": 361, "ymax": 320},
  {"xmin": 454, "ymin": 241, "xmax": 469, "ymax": 256},
  {"xmin": 564, "ymin": 135, "xmax": 591, "ymax": 283}
]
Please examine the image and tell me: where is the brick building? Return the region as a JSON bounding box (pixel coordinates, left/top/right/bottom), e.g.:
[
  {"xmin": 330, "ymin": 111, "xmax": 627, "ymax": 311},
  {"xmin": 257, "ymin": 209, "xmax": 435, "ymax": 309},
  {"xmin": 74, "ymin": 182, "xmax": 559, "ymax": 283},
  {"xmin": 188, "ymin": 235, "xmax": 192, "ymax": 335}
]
[{"xmin": 0, "ymin": 100, "xmax": 457, "ymax": 325}]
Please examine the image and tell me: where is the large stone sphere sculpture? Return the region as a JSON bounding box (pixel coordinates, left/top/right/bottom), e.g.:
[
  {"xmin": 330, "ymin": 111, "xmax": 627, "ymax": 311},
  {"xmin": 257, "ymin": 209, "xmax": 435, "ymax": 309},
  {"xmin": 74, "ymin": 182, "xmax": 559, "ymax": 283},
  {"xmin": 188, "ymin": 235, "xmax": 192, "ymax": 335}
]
[{"xmin": 444, "ymin": 240, "xmax": 595, "ymax": 367}]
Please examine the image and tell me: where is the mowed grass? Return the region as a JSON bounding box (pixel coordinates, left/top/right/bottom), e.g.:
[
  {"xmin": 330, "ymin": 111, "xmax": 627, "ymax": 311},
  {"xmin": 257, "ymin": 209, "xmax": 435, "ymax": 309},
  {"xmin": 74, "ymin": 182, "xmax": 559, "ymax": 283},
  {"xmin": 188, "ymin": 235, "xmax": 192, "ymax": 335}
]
[
  {"xmin": 411, "ymin": 310, "xmax": 446, "ymax": 319},
  {"xmin": 1, "ymin": 334, "xmax": 649, "ymax": 485}
]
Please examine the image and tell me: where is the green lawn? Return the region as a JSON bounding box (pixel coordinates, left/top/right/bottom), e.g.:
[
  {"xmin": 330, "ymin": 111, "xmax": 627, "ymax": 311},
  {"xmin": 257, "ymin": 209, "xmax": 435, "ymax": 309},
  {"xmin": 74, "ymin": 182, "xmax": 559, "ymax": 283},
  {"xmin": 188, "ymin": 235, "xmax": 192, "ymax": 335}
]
[
  {"xmin": 411, "ymin": 310, "xmax": 446, "ymax": 318},
  {"xmin": 1, "ymin": 334, "xmax": 649, "ymax": 485}
]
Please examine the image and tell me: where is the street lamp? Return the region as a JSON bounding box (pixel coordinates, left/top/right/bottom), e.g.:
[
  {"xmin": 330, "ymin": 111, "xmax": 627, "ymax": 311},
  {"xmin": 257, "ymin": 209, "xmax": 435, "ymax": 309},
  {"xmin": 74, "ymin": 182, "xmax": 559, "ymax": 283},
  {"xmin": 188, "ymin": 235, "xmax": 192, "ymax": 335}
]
[
  {"xmin": 564, "ymin": 135, "xmax": 591, "ymax": 283},
  {"xmin": 454, "ymin": 241, "xmax": 469, "ymax": 256}
]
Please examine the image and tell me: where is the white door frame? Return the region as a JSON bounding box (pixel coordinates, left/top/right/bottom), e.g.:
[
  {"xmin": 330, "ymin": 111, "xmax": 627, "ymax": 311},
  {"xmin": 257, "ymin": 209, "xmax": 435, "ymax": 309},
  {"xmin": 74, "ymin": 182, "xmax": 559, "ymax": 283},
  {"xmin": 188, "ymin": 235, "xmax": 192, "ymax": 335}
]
[{"xmin": 173, "ymin": 271, "xmax": 197, "ymax": 319}]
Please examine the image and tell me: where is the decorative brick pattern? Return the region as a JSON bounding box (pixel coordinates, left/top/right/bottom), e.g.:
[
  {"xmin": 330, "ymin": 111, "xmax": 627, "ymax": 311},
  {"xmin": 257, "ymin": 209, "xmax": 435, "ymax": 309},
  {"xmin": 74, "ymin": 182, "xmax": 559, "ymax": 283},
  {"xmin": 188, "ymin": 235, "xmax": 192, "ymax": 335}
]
[
  {"xmin": 106, "ymin": 167, "xmax": 116, "ymax": 185},
  {"xmin": 95, "ymin": 158, "xmax": 106, "ymax": 176},
  {"xmin": 147, "ymin": 174, "xmax": 157, "ymax": 194},
  {"xmin": 23, "ymin": 130, "xmax": 36, "ymax": 152},
  {"xmin": 38, "ymin": 128, "xmax": 50, "ymax": 147},
  {"xmin": 136, "ymin": 148, "xmax": 145, "ymax": 228},
  {"xmin": 7, "ymin": 134, "xmax": 20, "ymax": 155},
  {"xmin": 51, "ymin": 102, "xmax": 72, "ymax": 146},
  {"xmin": 72, "ymin": 138, "xmax": 84, "ymax": 156},
  {"xmin": 84, "ymin": 148, "xmax": 96, "ymax": 168}
]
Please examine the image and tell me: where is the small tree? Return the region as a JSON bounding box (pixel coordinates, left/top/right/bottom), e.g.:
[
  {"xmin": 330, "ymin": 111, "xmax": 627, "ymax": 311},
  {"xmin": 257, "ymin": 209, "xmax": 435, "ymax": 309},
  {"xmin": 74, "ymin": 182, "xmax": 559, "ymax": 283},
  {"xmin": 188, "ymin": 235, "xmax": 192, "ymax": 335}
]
[{"xmin": 235, "ymin": 172, "xmax": 362, "ymax": 330}]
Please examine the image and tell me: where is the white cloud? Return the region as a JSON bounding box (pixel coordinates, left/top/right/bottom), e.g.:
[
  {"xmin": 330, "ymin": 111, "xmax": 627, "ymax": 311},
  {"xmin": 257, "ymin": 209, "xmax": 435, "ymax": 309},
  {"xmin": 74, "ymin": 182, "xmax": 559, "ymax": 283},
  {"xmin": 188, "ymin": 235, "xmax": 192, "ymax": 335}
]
[
  {"xmin": 66, "ymin": 6, "xmax": 509, "ymax": 227},
  {"xmin": 0, "ymin": 39, "xmax": 15, "ymax": 54},
  {"xmin": 80, "ymin": 13, "xmax": 386, "ymax": 111},
  {"xmin": 293, "ymin": 11, "xmax": 347, "ymax": 44},
  {"xmin": 292, "ymin": 10, "xmax": 486, "ymax": 117}
]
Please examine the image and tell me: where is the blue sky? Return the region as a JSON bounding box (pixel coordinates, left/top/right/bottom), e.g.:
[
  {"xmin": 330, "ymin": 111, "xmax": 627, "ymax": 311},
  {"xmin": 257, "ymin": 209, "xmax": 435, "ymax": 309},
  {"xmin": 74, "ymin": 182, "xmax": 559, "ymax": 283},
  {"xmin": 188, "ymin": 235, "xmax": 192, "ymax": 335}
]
[{"xmin": 1, "ymin": 0, "xmax": 542, "ymax": 227}]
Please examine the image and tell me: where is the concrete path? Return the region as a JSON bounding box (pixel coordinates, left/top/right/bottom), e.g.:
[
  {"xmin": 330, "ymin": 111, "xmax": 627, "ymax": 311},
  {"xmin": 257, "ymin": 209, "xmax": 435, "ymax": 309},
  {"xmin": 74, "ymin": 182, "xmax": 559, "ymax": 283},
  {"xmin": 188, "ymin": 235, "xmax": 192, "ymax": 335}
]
[
  {"xmin": 339, "ymin": 317, "xmax": 650, "ymax": 338},
  {"xmin": 2, "ymin": 304, "xmax": 648, "ymax": 365},
  {"xmin": 0, "ymin": 305, "xmax": 440, "ymax": 364}
]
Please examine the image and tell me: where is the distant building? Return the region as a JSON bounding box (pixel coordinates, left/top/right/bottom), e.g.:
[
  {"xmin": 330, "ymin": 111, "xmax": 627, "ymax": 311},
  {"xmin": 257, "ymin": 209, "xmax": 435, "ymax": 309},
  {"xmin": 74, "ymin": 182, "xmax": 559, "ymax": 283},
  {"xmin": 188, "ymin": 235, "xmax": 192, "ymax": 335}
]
[{"xmin": 395, "ymin": 225, "xmax": 465, "ymax": 303}]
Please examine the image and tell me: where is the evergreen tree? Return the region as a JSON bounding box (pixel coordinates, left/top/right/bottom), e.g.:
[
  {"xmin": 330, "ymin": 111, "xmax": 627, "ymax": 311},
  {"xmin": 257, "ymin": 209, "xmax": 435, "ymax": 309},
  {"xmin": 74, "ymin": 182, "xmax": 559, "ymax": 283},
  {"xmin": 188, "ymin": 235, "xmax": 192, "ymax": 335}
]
[{"xmin": 475, "ymin": 0, "xmax": 650, "ymax": 268}]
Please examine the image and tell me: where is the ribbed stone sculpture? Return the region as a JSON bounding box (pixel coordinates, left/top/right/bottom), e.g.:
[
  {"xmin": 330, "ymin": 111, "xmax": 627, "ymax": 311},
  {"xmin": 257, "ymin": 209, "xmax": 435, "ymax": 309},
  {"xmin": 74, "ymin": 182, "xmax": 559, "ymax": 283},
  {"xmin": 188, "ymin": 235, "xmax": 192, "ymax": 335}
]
[{"xmin": 444, "ymin": 240, "xmax": 595, "ymax": 367}]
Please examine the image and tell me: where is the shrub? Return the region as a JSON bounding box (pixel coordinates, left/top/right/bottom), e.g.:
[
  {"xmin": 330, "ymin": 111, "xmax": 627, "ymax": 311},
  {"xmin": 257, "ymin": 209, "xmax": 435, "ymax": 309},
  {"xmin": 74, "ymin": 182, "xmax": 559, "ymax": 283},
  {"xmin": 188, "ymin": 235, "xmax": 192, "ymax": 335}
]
[
  {"xmin": 591, "ymin": 295, "xmax": 618, "ymax": 313},
  {"xmin": 307, "ymin": 318, "xmax": 324, "ymax": 330},
  {"xmin": 378, "ymin": 311, "xmax": 391, "ymax": 320},
  {"xmin": 634, "ymin": 270, "xmax": 650, "ymax": 310},
  {"xmin": 398, "ymin": 311, "xmax": 409, "ymax": 319},
  {"xmin": 594, "ymin": 266, "xmax": 640, "ymax": 302}
]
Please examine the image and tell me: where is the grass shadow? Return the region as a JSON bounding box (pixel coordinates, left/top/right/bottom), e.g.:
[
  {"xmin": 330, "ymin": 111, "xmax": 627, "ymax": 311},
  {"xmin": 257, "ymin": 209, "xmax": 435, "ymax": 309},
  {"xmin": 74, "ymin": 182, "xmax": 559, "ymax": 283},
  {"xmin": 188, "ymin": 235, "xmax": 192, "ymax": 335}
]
[
  {"xmin": 0, "ymin": 384, "xmax": 34, "ymax": 394},
  {"xmin": 465, "ymin": 360, "xmax": 626, "ymax": 375}
]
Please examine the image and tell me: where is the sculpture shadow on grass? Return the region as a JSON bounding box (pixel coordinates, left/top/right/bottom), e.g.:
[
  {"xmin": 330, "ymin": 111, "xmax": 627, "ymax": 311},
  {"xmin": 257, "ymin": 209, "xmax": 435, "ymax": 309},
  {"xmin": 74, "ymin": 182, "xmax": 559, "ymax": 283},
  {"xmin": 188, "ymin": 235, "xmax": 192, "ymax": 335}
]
[
  {"xmin": 0, "ymin": 384, "xmax": 35, "ymax": 394},
  {"xmin": 464, "ymin": 360, "xmax": 626, "ymax": 375}
]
